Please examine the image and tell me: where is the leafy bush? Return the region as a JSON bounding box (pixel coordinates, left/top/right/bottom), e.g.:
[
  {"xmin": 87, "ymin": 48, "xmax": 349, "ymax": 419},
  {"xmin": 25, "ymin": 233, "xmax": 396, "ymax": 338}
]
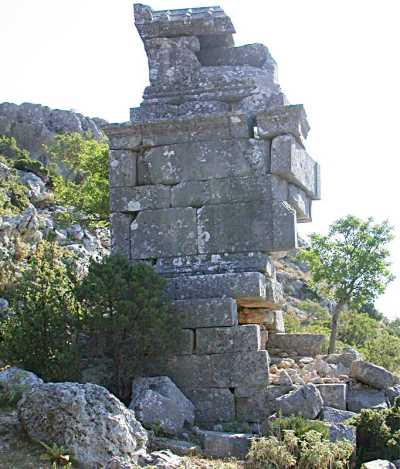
[
  {"xmin": 46, "ymin": 133, "xmax": 109, "ymax": 226},
  {"xmin": 0, "ymin": 241, "xmax": 82, "ymax": 382},
  {"xmin": 248, "ymin": 429, "xmax": 353, "ymax": 469},
  {"xmin": 0, "ymin": 135, "xmax": 29, "ymax": 160},
  {"xmin": 361, "ymin": 330, "xmax": 400, "ymax": 373},
  {"xmin": 13, "ymin": 158, "xmax": 49, "ymax": 181},
  {"xmin": 267, "ymin": 415, "xmax": 329, "ymax": 440},
  {"xmin": 0, "ymin": 155, "xmax": 30, "ymax": 216},
  {"xmin": 349, "ymin": 398, "xmax": 400, "ymax": 466},
  {"xmin": 76, "ymin": 255, "xmax": 183, "ymax": 401}
]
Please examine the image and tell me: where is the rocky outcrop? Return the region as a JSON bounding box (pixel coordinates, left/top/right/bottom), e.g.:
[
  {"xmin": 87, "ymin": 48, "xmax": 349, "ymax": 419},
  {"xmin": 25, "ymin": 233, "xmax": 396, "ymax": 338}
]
[
  {"xmin": 18, "ymin": 382, "xmax": 147, "ymax": 468},
  {"xmin": 351, "ymin": 360, "xmax": 399, "ymax": 390},
  {"xmin": 275, "ymin": 384, "xmax": 323, "ymax": 419},
  {"xmin": 0, "ymin": 367, "xmax": 43, "ymax": 390},
  {"xmin": 0, "ymin": 102, "xmax": 107, "ymax": 164}
]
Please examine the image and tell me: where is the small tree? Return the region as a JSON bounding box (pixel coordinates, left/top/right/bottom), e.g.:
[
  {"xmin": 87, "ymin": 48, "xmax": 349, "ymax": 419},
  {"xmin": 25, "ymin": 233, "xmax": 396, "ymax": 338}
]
[{"xmin": 299, "ymin": 215, "xmax": 394, "ymax": 353}]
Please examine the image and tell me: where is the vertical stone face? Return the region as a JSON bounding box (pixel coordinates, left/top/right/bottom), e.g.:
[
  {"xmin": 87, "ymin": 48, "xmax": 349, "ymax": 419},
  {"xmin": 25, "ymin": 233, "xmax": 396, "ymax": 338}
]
[{"xmin": 104, "ymin": 3, "xmax": 321, "ymax": 426}]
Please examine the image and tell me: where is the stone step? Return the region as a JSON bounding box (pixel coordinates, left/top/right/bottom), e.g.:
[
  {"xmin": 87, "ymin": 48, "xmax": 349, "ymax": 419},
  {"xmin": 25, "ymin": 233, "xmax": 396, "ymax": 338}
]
[{"xmin": 267, "ymin": 332, "xmax": 327, "ymax": 357}]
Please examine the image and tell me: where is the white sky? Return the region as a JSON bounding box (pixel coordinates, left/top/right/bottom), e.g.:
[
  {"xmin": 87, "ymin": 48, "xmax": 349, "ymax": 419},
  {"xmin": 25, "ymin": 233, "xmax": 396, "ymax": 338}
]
[{"xmin": 1, "ymin": 0, "xmax": 400, "ymax": 318}]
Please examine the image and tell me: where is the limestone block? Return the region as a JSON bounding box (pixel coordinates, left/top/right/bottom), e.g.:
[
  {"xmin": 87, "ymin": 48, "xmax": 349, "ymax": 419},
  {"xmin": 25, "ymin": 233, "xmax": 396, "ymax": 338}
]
[
  {"xmin": 155, "ymin": 252, "xmax": 275, "ymax": 277},
  {"xmin": 235, "ymin": 387, "xmax": 268, "ymax": 422},
  {"xmin": 239, "ymin": 309, "xmax": 284, "ymax": 333},
  {"xmin": 172, "ymin": 298, "xmax": 238, "ymax": 329},
  {"xmin": 271, "ymin": 134, "xmax": 319, "ymax": 198},
  {"xmin": 200, "ymin": 431, "xmax": 252, "ymax": 460},
  {"xmin": 167, "ymin": 272, "xmax": 268, "ymax": 301},
  {"xmin": 275, "ymin": 384, "xmax": 323, "ymax": 419},
  {"xmin": 110, "ymin": 212, "xmax": 132, "ymax": 257},
  {"xmin": 196, "ymin": 325, "xmax": 261, "ymax": 355},
  {"xmin": 320, "ymin": 406, "xmax": 356, "ymax": 424},
  {"xmin": 327, "ymin": 423, "xmax": 355, "ymax": 443},
  {"xmin": 110, "ymin": 186, "xmax": 170, "ymax": 212},
  {"xmin": 162, "ymin": 350, "xmax": 269, "ymax": 389},
  {"xmin": 105, "ymin": 123, "xmax": 142, "ymax": 151},
  {"xmin": 350, "ymin": 360, "xmax": 399, "ymax": 390},
  {"xmin": 267, "ymin": 333, "xmax": 327, "ymax": 357},
  {"xmin": 197, "ymin": 199, "xmax": 296, "ymax": 255},
  {"xmin": 184, "ymin": 388, "xmax": 235, "ymax": 423},
  {"xmin": 288, "ymin": 184, "xmax": 312, "ymax": 222},
  {"xmin": 174, "ymin": 329, "xmax": 194, "ymax": 355},
  {"xmin": 151, "ymin": 437, "xmax": 200, "ymax": 456},
  {"xmin": 130, "ymin": 208, "xmax": 197, "ymax": 259},
  {"xmin": 256, "ymin": 104, "xmax": 310, "ymax": 146},
  {"xmin": 347, "ymin": 384, "xmax": 388, "ymax": 413},
  {"xmin": 109, "ymin": 150, "xmax": 137, "ymax": 187},
  {"xmin": 316, "ymin": 384, "xmax": 347, "ymax": 410},
  {"xmin": 138, "ymin": 139, "xmax": 268, "ymax": 186}
]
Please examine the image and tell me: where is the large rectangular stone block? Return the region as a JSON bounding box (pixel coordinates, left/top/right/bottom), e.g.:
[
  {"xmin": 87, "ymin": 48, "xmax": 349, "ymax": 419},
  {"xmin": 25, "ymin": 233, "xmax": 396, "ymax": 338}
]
[
  {"xmin": 316, "ymin": 384, "xmax": 347, "ymax": 410},
  {"xmin": 130, "ymin": 207, "xmax": 197, "ymax": 259},
  {"xmin": 110, "ymin": 185, "xmax": 170, "ymax": 212},
  {"xmin": 155, "ymin": 252, "xmax": 276, "ymax": 278},
  {"xmin": 172, "ymin": 298, "xmax": 238, "ymax": 328},
  {"xmin": 163, "ymin": 350, "xmax": 269, "ymax": 388},
  {"xmin": 256, "ymin": 104, "xmax": 310, "ymax": 145},
  {"xmin": 267, "ymin": 333, "xmax": 327, "ymax": 357},
  {"xmin": 288, "ymin": 184, "xmax": 312, "ymax": 222},
  {"xmin": 110, "ymin": 212, "xmax": 132, "ymax": 257},
  {"xmin": 184, "ymin": 388, "xmax": 235, "ymax": 423},
  {"xmin": 167, "ymin": 272, "xmax": 268, "ymax": 300},
  {"xmin": 138, "ymin": 139, "xmax": 268, "ymax": 186},
  {"xmin": 105, "ymin": 122, "xmax": 143, "ymax": 151},
  {"xmin": 271, "ymin": 134, "xmax": 319, "ymax": 198},
  {"xmin": 109, "ymin": 149, "xmax": 137, "ymax": 187},
  {"xmin": 239, "ymin": 309, "xmax": 284, "ymax": 332},
  {"xmin": 196, "ymin": 325, "xmax": 261, "ymax": 355},
  {"xmin": 197, "ymin": 199, "xmax": 296, "ymax": 254}
]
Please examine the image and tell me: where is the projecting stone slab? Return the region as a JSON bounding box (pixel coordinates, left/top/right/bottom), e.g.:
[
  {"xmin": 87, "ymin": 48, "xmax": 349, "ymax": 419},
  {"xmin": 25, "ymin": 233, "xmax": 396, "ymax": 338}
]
[
  {"xmin": 196, "ymin": 325, "xmax": 261, "ymax": 355},
  {"xmin": 109, "ymin": 149, "xmax": 137, "ymax": 187},
  {"xmin": 155, "ymin": 252, "xmax": 275, "ymax": 277},
  {"xmin": 138, "ymin": 139, "xmax": 268, "ymax": 186},
  {"xmin": 110, "ymin": 212, "xmax": 132, "ymax": 257},
  {"xmin": 239, "ymin": 309, "xmax": 284, "ymax": 332},
  {"xmin": 160, "ymin": 350, "xmax": 269, "ymax": 389},
  {"xmin": 167, "ymin": 272, "xmax": 268, "ymax": 300},
  {"xmin": 267, "ymin": 333, "xmax": 327, "ymax": 357},
  {"xmin": 316, "ymin": 384, "xmax": 347, "ymax": 410},
  {"xmin": 197, "ymin": 199, "xmax": 296, "ymax": 254},
  {"xmin": 271, "ymin": 134, "xmax": 319, "ymax": 198},
  {"xmin": 172, "ymin": 298, "xmax": 238, "ymax": 329},
  {"xmin": 256, "ymin": 104, "xmax": 310, "ymax": 145},
  {"xmin": 130, "ymin": 207, "xmax": 197, "ymax": 259},
  {"xmin": 288, "ymin": 184, "xmax": 312, "ymax": 222},
  {"xmin": 184, "ymin": 388, "xmax": 235, "ymax": 423},
  {"xmin": 110, "ymin": 185, "xmax": 170, "ymax": 212},
  {"xmin": 200, "ymin": 431, "xmax": 252, "ymax": 459}
]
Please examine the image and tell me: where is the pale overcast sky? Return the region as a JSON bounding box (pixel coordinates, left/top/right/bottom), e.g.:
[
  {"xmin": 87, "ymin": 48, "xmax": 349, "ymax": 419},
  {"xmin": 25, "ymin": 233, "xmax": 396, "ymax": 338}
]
[{"xmin": 1, "ymin": 0, "xmax": 399, "ymax": 318}]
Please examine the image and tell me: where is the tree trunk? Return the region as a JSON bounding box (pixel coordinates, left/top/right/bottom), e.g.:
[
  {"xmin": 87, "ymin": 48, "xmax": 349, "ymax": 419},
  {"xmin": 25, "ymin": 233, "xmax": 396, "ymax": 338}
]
[{"xmin": 328, "ymin": 302, "xmax": 345, "ymax": 354}]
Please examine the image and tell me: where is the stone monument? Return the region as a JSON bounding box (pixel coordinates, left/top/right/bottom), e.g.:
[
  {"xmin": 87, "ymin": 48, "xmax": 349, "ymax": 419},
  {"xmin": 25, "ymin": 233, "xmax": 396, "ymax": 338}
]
[{"xmin": 105, "ymin": 4, "xmax": 321, "ymax": 426}]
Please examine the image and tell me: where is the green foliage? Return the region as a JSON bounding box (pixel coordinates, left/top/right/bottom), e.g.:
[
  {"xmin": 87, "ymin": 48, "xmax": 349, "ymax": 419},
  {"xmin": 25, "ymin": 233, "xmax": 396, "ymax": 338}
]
[
  {"xmin": 76, "ymin": 255, "xmax": 182, "ymax": 402},
  {"xmin": 38, "ymin": 440, "xmax": 72, "ymax": 468},
  {"xmin": 46, "ymin": 133, "xmax": 109, "ymax": 226},
  {"xmin": 0, "ymin": 135, "xmax": 29, "ymax": 160},
  {"xmin": 248, "ymin": 429, "xmax": 353, "ymax": 469},
  {"xmin": 268, "ymin": 415, "xmax": 329, "ymax": 440},
  {"xmin": 361, "ymin": 330, "xmax": 400, "ymax": 372},
  {"xmin": 13, "ymin": 157, "xmax": 50, "ymax": 181},
  {"xmin": 0, "ymin": 241, "xmax": 82, "ymax": 382},
  {"xmin": 350, "ymin": 398, "xmax": 400, "ymax": 466},
  {"xmin": 337, "ymin": 311, "xmax": 380, "ymax": 349},
  {"xmin": 0, "ymin": 155, "xmax": 30, "ymax": 216},
  {"xmin": 0, "ymin": 382, "xmax": 28, "ymax": 408}
]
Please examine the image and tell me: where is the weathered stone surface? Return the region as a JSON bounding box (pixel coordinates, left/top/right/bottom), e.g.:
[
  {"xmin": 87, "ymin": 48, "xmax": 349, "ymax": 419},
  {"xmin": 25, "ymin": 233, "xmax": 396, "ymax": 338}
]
[
  {"xmin": 0, "ymin": 367, "xmax": 43, "ymax": 390},
  {"xmin": 275, "ymin": 384, "xmax": 324, "ymax": 419},
  {"xmin": 197, "ymin": 199, "xmax": 296, "ymax": 254},
  {"xmin": 130, "ymin": 207, "xmax": 197, "ymax": 259},
  {"xmin": 327, "ymin": 423, "xmax": 356, "ymax": 443},
  {"xmin": 18, "ymin": 383, "xmax": 147, "ymax": 468},
  {"xmin": 156, "ymin": 252, "xmax": 276, "ymax": 277},
  {"xmin": 271, "ymin": 134, "xmax": 319, "ymax": 198},
  {"xmin": 256, "ymin": 105, "xmax": 310, "ymax": 145},
  {"xmin": 159, "ymin": 351, "xmax": 269, "ymax": 389},
  {"xmin": 138, "ymin": 139, "xmax": 268, "ymax": 186},
  {"xmin": 347, "ymin": 384, "xmax": 388, "ymax": 413},
  {"xmin": 320, "ymin": 406, "xmax": 356, "ymax": 424},
  {"xmin": 184, "ymin": 388, "xmax": 235, "ymax": 423},
  {"xmin": 129, "ymin": 376, "xmax": 194, "ymax": 436},
  {"xmin": 288, "ymin": 184, "xmax": 312, "ymax": 222},
  {"xmin": 351, "ymin": 360, "xmax": 399, "ymax": 390},
  {"xmin": 362, "ymin": 461, "xmax": 396, "ymax": 469},
  {"xmin": 325, "ymin": 347, "xmax": 362, "ymax": 373},
  {"xmin": 109, "ymin": 149, "xmax": 137, "ymax": 187},
  {"xmin": 150, "ymin": 449, "xmax": 182, "ymax": 468},
  {"xmin": 167, "ymin": 272, "xmax": 269, "ymax": 301},
  {"xmin": 200, "ymin": 430, "xmax": 252, "ymax": 459},
  {"xmin": 151, "ymin": 437, "xmax": 200, "ymax": 456},
  {"xmin": 110, "ymin": 212, "xmax": 132, "ymax": 256},
  {"xmin": 172, "ymin": 298, "xmax": 238, "ymax": 328},
  {"xmin": 235, "ymin": 386, "xmax": 268, "ymax": 422},
  {"xmin": 316, "ymin": 384, "xmax": 347, "ymax": 410},
  {"xmin": 267, "ymin": 333, "xmax": 327, "ymax": 357},
  {"xmin": 239, "ymin": 308, "xmax": 284, "ymax": 332},
  {"xmin": 110, "ymin": 185, "xmax": 170, "ymax": 212},
  {"xmin": 174, "ymin": 329, "xmax": 194, "ymax": 355},
  {"xmin": 196, "ymin": 325, "xmax": 261, "ymax": 354},
  {"xmin": 386, "ymin": 385, "xmax": 400, "ymax": 406}
]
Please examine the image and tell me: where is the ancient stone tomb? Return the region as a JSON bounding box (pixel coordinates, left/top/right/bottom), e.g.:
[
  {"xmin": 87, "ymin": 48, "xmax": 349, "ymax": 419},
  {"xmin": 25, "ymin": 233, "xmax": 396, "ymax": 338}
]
[{"xmin": 105, "ymin": 4, "xmax": 321, "ymax": 426}]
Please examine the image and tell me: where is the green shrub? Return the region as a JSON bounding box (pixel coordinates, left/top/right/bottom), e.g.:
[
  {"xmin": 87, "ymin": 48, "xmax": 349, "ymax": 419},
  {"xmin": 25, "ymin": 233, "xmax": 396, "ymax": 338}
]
[
  {"xmin": 46, "ymin": 133, "xmax": 109, "ymax": 226},
  {"xmin": 0, "ymin": 155, "xmax": 30, "ymax": 215},
  {"xmin": 0, "ymin": 135, "xmax": 29, "ymax": 160},
  {"xmin": 13, "ymin": 158, "xmax": 49, "ymax": 181},
  {"xmin": 76, "ymin": 255, "xmax": 183, "ymax": 402},
  {"xmin": 268, "ymin": 415, "xmax": 329, "ymax": 440},
  {"xmin": 361, "ymin": 330, "xmax": 400, "ymax": 372},
  {"xmin": 0, "ymin": 241, "xmax": 82, "ymax": 382}
]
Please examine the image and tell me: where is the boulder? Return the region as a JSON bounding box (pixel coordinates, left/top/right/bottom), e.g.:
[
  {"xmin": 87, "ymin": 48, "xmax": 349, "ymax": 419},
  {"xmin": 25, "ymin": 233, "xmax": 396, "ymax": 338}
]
[
  {"xmin": 347, "ymin": 385, "xmax": 388, "ymax": 413},
  {"xmin": 326, "ymin": 422, "xmax": 356, "ymax": 443},
  {"xmin": 129, "ymin": 376, "xmax": 195, "ymax": 435},
  {"xmin": 320, "ymin": 406, "xmax": 356, "ymax": 424},
  {"xmin": 275, "ymin": 384, "xmax": 323, "ymax": 419},
  {"xmin": 386, "ymin": 385, "xmax": 400, "ymax": 406},
  {"xmin": 362, "ymin": 461, "xmax": 396, "ymax": 469},
  {"xmin": 326, "ymin": 347, "xmax": 362, "ymax": 372},
  {"xmin": 18, "ymin": 382, "xmax": 147, "ymax": 468},
  {"xmin": 351, "ymin": 361, "xmax": 398, "ymax": 390},
  {"xmin": 0, "ymin": 367, "xmax": 43, "ymax": 390},
  {"xmin": 316, "ymin": 383, "xmax": 347, "ymax": 410}
]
